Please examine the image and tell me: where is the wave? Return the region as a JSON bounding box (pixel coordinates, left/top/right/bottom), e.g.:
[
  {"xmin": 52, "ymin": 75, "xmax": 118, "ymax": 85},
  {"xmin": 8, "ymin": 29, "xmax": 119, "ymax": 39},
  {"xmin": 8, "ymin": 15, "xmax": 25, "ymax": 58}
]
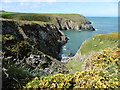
[
  {"xmin": 95, "ymin": 29, "xmax": 98, "ymax": 31},
  {"xmin": 62, "ymin": 56, "xmax": 69, "ymax": 59},
  {"xmin": 63, "ymin": 48, "xmax": 66, "ymax": 50}
]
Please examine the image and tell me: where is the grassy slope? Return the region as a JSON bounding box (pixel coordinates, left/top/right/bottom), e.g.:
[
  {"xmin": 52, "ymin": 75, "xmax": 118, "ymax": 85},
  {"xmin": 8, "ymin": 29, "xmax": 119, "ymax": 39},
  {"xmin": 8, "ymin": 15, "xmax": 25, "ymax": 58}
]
[
  {"xmin": 79, "ymin": 31, "xmax": 119, "ymax": 55},
  {"xmin": 65, "ymin": 31, "xmax": 119, "ymax": 73},
  {"xmin": 0, "ymin": 11, "xmax": 88, "ymax": 26},
  {"xmin": 65, "ymin": 60, "xmax": 83, "ymax": 73}
]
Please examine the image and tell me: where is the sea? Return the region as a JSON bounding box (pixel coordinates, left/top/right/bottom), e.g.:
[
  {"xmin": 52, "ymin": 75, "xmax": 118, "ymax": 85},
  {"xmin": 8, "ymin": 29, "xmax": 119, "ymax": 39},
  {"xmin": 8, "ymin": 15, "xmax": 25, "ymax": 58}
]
[{"xmin": 61, "ymin": 17, "xmax": 118, "ymax": 58}]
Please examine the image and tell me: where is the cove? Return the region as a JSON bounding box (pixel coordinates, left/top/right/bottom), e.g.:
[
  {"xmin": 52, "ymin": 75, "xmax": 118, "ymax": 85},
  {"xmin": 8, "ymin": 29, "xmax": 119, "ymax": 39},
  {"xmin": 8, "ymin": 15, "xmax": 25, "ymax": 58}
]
[{"xmin": 61, "ymin": 17, "xmax": 118, "ymax": 58}]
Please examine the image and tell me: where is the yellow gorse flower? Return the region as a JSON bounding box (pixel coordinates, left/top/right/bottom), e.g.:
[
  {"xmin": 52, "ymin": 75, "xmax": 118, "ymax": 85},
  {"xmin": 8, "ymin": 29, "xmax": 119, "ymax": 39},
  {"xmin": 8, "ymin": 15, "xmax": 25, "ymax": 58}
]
[
  {"xmin": 99, "ymin": 41, "xmax": 104, "ymax": 44},
  {"xmin": 24, "ymin": 48, "xmax": 119, "ymax": 89}
]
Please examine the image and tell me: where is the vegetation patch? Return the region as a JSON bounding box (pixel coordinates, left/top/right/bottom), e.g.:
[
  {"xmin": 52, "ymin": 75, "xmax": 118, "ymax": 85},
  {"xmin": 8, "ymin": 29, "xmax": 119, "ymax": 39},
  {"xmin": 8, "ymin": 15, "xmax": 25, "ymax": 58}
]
[
  {"xmin": 65, "ymin": 60, "xmax": 83, "ymax": 73},
  {"xmin": 24, "ymin": 47, "xmax": 120, "ymax": 89},
  {"xmin": 79, "ymin": 31, "xmax": 119, "ymax": 55},
  {"xmin": 1, "ymin": 11, "xmax": 88, "ymax": 26}
]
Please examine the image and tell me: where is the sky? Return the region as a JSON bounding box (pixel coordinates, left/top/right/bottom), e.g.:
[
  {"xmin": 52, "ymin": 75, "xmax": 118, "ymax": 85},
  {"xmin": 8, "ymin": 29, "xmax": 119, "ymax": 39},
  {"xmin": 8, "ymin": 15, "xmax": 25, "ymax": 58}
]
[{"xmin": 0, "ymin": 1, "xmax": 119, "ymax": 17}]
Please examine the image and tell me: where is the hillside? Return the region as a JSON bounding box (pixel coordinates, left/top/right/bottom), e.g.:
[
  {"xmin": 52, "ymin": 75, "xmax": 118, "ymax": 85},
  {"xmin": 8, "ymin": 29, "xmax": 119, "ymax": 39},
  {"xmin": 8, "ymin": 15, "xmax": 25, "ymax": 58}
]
[
  {"xmin": 66, "ymin": 31, "xmax": 119, "ymax": 73},
  {"xmin": 1, "ymin": 11, "xmax": 95, "ymax": 30},
  {"xmin": 79, "ymin": 31, "xmax": 119, "ymax": 55},
  {"xmin": 24, "ymin": 34, "xmax": 120, "ymax": 89}
]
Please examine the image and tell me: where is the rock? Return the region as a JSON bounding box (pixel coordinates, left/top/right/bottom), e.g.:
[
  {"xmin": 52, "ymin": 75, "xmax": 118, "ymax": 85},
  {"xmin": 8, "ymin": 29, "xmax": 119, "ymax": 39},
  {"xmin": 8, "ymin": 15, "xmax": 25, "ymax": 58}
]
[
  {"xmin": 56, "ymin": 17, "xmax": 80, "ymax": 30},
  {"xmin": 2, "ymin": 20, "xmax": 68, "ymax": 60},
  {"xmin": 81, "ymin": 24, "xmax": 95, "ymax": 31},
  {"xmin": 56, "ymin": 17, "xmax": 95, "ymax": 31},
  {"xmin": 82, "ymin": 20, "xmax": 91, "ymax": 24},
  {"xmin": 26, "ymin": 54, "xmax": 69, "ymax": 75},
  {"xmin": 2, "ymin": 19, "xmax": 69, "ymax": 88}
]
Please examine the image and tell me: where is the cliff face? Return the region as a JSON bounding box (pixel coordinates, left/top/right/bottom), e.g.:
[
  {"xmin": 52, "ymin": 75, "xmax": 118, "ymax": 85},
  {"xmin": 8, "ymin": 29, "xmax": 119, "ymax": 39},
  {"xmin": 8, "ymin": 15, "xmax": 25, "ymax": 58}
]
[
  {"xmin": 2, "ymin": 19, "xmax": 69, "ymax": 79},
  {"xmin": 2, "ymin": 20, "xmax": 67, "ymax": 60},
  {"xmin": 2, "ymin": 12, "xmax": 95, "ymax": 31},
  {"xmin": 56, "ymin": 17, "xmax": 95, "ymax": 31}
]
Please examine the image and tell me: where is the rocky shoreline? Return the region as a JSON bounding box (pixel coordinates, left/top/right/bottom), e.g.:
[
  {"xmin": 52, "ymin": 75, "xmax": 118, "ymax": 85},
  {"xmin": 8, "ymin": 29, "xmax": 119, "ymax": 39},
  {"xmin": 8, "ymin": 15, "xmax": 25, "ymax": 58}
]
[{"xmin": 56, "ymin": 17, "xmax": 95, "ymax": 31}]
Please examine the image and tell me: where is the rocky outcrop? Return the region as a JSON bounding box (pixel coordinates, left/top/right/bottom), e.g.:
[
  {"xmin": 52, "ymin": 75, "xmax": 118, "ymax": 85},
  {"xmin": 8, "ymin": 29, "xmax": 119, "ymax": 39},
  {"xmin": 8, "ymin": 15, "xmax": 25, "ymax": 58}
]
[
  {"xmin": 81, "ymin": 24, "xmax": 95, "ymax": 31},
  {"xmin": 2, "ymin": 20, "xmax": 68, "ymax": 60},
  {"xmin": 2, "ymin": 50, "xmax": 69, "ymax": 89},
  {"xmin": 56, "ymin": 17, "xmax": 95, "ymax": 31},
  {"xmin": 56, "ymin": 18, "xmax": 79, "ymax": 30},
  {"xmin": 2, "ymin": 19, "xmax": 69, "ymax": 80},
  {"xmin": 2, "ymin": 19, "xmax": 69, "ymax": 89}
]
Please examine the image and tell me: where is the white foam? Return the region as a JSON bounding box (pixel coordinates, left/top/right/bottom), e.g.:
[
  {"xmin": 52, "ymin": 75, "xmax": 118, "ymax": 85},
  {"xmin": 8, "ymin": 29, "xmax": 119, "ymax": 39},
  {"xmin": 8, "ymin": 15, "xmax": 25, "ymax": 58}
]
[
  {"xmin": 63, "ymin": 48, "xmax": 66, "ymax": 50},
  {"xmin": 63, "ymin": 45, "xmax": 66, "ymax": 48},
  {"xmin": 95, "ymin": 29, "xmax": 98, "ymax": 31},
  {"xmin": 67, "ymin": 37, "xmax": 70, "ymax": 39}
]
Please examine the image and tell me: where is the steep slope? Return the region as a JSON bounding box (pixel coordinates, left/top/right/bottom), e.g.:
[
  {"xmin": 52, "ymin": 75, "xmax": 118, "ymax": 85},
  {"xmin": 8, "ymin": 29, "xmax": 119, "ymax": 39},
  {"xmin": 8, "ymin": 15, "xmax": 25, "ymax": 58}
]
[
  {"xmin": 1, "ymin": 11, "xmax": 95, "ymax": 31},
  {"xmin": 2, "ymin": 19, "xmax": 67, "ymax": 60},
  {"xmin": 2, "ymin": 19, "xmax": 69, "ymax": 89}
]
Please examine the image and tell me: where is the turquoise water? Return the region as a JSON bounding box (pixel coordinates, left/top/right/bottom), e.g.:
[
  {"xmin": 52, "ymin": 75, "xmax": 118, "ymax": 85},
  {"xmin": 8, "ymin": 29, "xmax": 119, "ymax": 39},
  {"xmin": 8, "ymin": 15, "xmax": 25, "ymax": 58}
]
[{"xmin": 61, "ymin": 17, "xmax": 118, "ymax": 57}]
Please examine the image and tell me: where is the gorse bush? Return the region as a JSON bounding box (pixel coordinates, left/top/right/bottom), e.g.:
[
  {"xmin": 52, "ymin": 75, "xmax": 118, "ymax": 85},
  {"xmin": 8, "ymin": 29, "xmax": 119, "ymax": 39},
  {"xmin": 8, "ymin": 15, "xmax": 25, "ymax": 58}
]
[
  {"xmin": 84, "ymin": 48, "xmax": 119, "ymax": 71},
  {"xmin": 24, "ymin": 47, "xmax": 120, "ymax": 89}
]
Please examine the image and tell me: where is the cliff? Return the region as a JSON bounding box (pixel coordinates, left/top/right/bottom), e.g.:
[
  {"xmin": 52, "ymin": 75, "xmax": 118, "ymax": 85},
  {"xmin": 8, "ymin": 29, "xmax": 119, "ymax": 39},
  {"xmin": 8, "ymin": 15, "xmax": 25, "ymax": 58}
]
[
  {"xmin": 2, "ymin": 19, "xmax": 69, "ymax": 89},
  {"xmin": 2, "ymin": 19, "xmax": 67, "ymax": 60},
  {"xmin": 1, "ymin": 11, "xmax": 95, "ymax": 31}
]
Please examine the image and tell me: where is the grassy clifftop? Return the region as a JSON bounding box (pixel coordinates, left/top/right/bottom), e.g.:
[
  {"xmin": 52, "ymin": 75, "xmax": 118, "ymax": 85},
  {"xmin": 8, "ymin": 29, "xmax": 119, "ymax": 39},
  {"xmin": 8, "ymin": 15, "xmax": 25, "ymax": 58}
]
[
  {"xmin": 1, "ymin": 11, "xmax": 88, "ymax": 26},
  {"xmin": 79, "ymin": 31, "xmax": 119, "ymax": 55}
]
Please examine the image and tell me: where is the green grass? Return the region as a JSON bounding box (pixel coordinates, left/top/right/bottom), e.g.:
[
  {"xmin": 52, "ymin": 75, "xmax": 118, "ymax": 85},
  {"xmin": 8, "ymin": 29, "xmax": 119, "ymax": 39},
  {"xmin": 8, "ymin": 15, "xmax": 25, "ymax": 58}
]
[
  {"xmin": 66, "ymin": 31, "xmax": 119, "ymax": 73},
  {"xmin": 65, "ymin": 60, "xmax": 83, "ymax": 73},
  {"xmin": 1, "ymin": 11, "xmax": 88, "ymax": 26},
  {"xmin": 79, "ymin": 31, "xmax": 119, "ymax": 55}
]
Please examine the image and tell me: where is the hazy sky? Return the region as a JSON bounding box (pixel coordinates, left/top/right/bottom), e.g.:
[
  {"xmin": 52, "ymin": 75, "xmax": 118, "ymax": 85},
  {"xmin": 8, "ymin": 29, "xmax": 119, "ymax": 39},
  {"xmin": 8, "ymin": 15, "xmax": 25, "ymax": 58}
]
[{"xmin": 0, "ymin": 2, "xmax": 118, "ymax": 17}]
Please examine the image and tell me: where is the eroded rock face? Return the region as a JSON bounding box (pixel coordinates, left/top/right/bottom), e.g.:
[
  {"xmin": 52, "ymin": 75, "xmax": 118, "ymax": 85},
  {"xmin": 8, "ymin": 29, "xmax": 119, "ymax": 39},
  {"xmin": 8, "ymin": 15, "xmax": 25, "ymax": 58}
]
[
  {"xmin": 56, "ymin": 18, "xmax": 79, "ymax": 30},
  {"xmin": 26, "ymin": 54, "xmax": 68, "ymax": 76},
  {"xmin": 81, "ymin": 24, "xmax": 95, "ymax": 31},
  {"xmin": 56, "ymin": 17, "xmax": 95, "ymax": 31},
  {"xmin": 2, "ymin": 20, "xmax": 68, "ymax": 60},
  {"xmin": 2, "ymin": 19, "xmax": 69, "ymax": 89},
  {"xmin": 2, "ymin": 19, "xmax": 69, "ymax": 78}
]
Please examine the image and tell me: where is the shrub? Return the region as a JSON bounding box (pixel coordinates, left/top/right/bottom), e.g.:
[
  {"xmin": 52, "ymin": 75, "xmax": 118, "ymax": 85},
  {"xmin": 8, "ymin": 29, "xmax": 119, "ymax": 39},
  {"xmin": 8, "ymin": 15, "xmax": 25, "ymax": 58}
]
[{"xmin": 24, "ymin": 47, "xmax": 120, "ymax": 89}]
